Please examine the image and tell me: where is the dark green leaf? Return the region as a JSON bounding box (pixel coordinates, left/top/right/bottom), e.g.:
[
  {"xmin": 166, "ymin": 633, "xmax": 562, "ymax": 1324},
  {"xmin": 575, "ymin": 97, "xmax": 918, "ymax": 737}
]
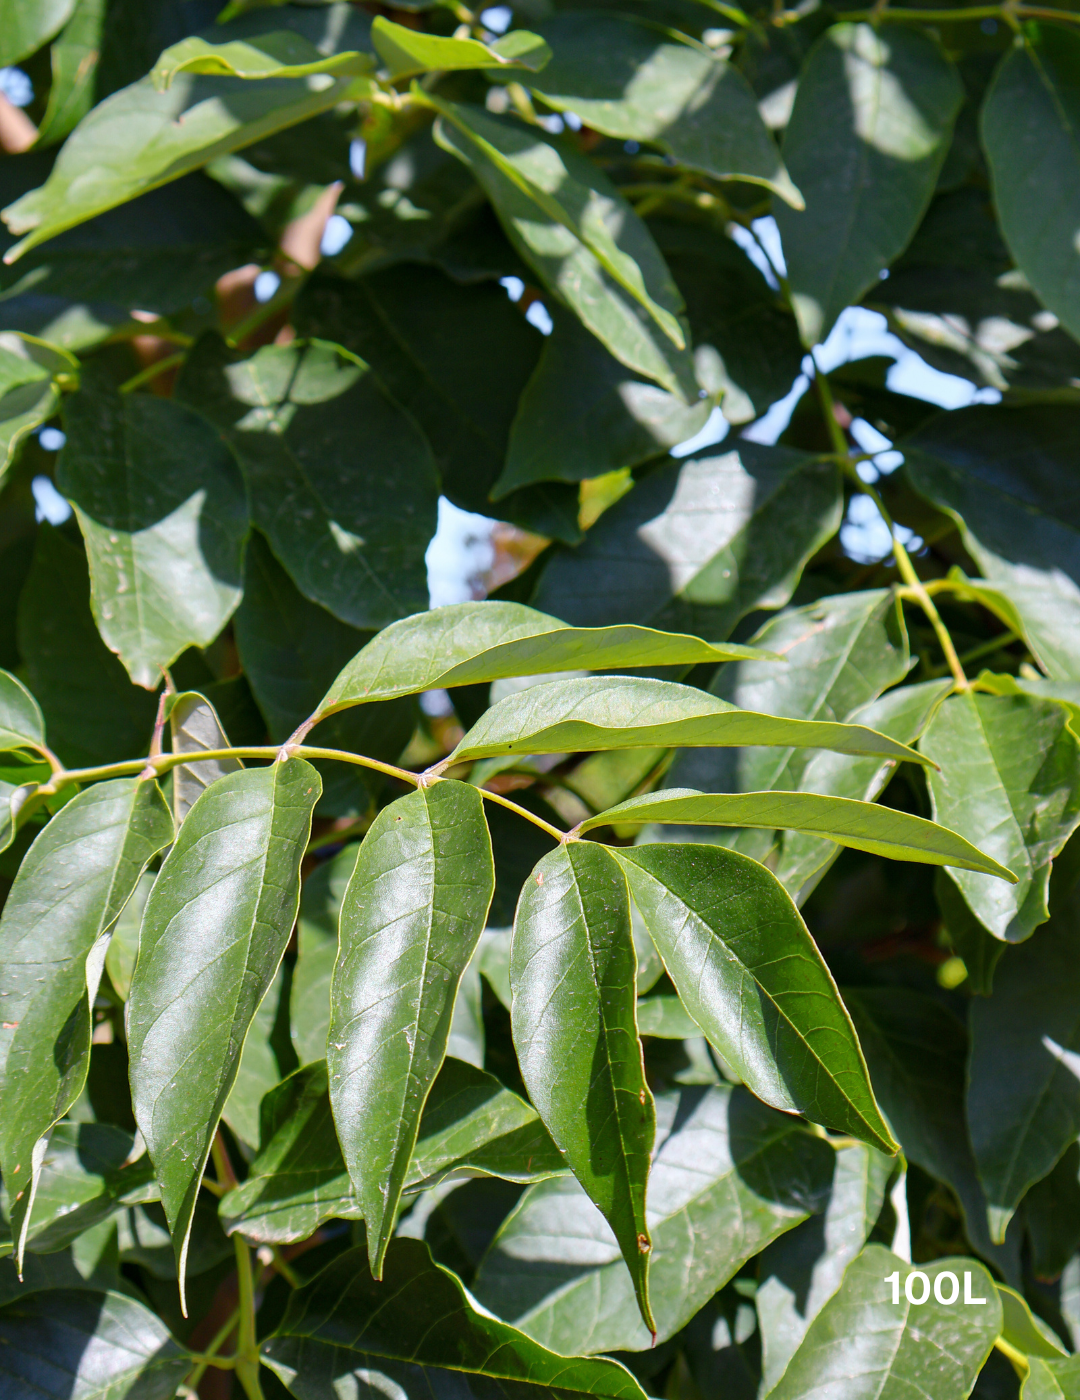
[
  {"xmin": 495, "ymin": 307, "xmax": 712, "ymax": 497},
  {"xmin": 504, "ymin": 12, "xmax": 798, "ymax": 203},
  {"xmin": 531, "ymin": 446, "xmax": 842, "ymax": 635},
  {"xmin": 1023, "ymin": 1143, "xmax": 1080, "ymax": 1282},
  {"xmin": 511, "ymin": 839, "xmax": 656, "ymax": 1331},
  {"xmin": 291, "ymin": 844, "xmax": 358, "ymax": 1068},
  {"xmin": 0, "ymin": 1287, "xmax": 191, "ymax": 1400},
  {"xmin": 0, "ymin": 0, "xmax": 76, "ymax": 67},
  {"xmin": 58, "ymin": 370, "xmax": 248, "ymax": 688},
  {"xmin": 775, "ymin": 22, "xmax": 962, "ymax": 345},
  {"xmin": 233, "ymin": 533, "xmax": 415, "ymax": 818},
  {"xmin": 756, "ymin": 1143, "xmax": 893, "ymax": 1392},
  {"xmin": 176, "ymin": 333, "xmax": 435, "ymax": 631},
  {"xmin": 447, "ymin": 674, "xmax": 929, "ymax": 768},
  {"xmin": 167, "ymin": 690, "xmax": 244, "ymax": 826},
  {"xmin": 103, "ymin": 870, "xmax": 152, "ymax": 1004},
  {"xmin": 328, "ymin": 780, "xmax": 495, "ymax": 1276},
  {"xmin": 0, "ymin": 668, "xmax": 44, "ymax": 755},
  {"xmin": 968, "ymin": 894, "xmax": 1080, "ymax": 1241},
  {"xmin": 318, "ymin": 600, "xmax": 775, "ymax": 715},
  {"xmin": 127, "ymin": 758, "xmax": 319, "ymax": 1305},
  {"xmin": 0, "ymin": 777, "xmax": 172, "ymax": 1266},
  {"xmin": 431, "ymin": 99, "xmax": 696, "ymax": 397},
  {"xmin": 261, "ymin": 1236, "xmax": 649, "ymax": 1400},
  {"xmin": 922, "ymin": 691, "xmax": 1080, "ymax": 941},
  {"xmin": 473, "ymin": 1085, "xmax": 834, "ymax": 1353},
  {"xmin": 0, "ymin": 335, "xmax": 76, "ymax": 484},
  {"xmin": 371, "ymin": 16, "xmax": 549, "ymax": 80},
  {"xmin": 223, "ymin": 962, "xmax": 296, "ymax": 1149},
  {"xmin": 765, "ymin": 1246, "xmax": 1000, "ymax": 1400},
  {"xmin": 982, "ymin": 26, "xmax": 1080, "ymax": 344},
  {"xmin": 615, "ymin": 843, "xmax": 897, "ymax": 1152}
]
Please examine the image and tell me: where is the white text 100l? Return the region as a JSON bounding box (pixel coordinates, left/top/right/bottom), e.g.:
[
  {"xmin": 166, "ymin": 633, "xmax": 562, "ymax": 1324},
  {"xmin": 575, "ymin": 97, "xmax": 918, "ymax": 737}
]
[{"xmin": 884, "ymin": 1271, "xmax": 987, "ymax": 1306}]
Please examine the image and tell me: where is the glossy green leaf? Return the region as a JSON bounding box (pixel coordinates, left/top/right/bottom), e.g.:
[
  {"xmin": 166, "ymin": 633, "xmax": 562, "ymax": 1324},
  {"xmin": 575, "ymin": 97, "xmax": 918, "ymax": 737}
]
[
  {"xmin": 2, "ymin": 69, "xmax": 366, "ymax": 261},
  {"xmin": 0, "ymin": 0, "xmax": 76, "ymax": 67},
  {"xmin": 103, "ymin": 871, "xmax": 152, "ymax": 1004},
  {"xmin": 177, "ymin": 334, "xmax": 435, "ymax": 631},
  {"xmin": 0, "ymin": 1287, "xmax": 191, "ymax": 1400},
  {"xmin": 18, "ymin": 1122, "xmax": 157, "ymax": 1256},
  {"xmin": 921, "ymin": 691, "xmax": 1080, "ymax": 941},
  {"xmin": 521, "ymin": 13, "xmax": 797, "ymax": 202},
  {"xmin": 590, "ymin": 788, "xmax": 1011, "ymax": 877},
  {"xmin": 511, "ymin": 840, "xmax": 656, "ymax": 1332},
  {"xmin": 261, "ymin": 1236, "xmax": 649, "ymax": 1400},
  {"xmin": 1025, "ymin": 1356, "xmax": 1080, "ymax": 1400},
  {"xmin": 757, "ymin": 1142, "xmax": 893, "ymax": 1392},
  {"xmin": 431, "ymin": 99, "xmax": 697, "ymax": 397},
  {"xmin": 0, "ymin": 669, "xmax": 44, "ymax": 755},
  {"xmin": 223, "ymin": 963, "xmax": 296, "ymax": 1149},
  {"xmin": 127, "ymin": 758, "xmax": 319, "ymax": 1305},
  {"xmin": 968, "ymin": 893, "xmax": 1080, "ymax": 1241},
  {"xmin": 221, "ymin": 1057, "xmax": 565, "ymax": 1244},
  {"xmin": 34, "ymin": 0, "xmax": 107, "ymax": 147},
  {"xmin": 153, "ymin": 31, "xmax": 373, "ymax": 88},
  {"xmin": 290, "ymin": 843, "xmax": 358, "ymax": 1067},
  {"xmin": 983, "ymin": 27, "xmax": 1080, "ymax": 344},
  {"xmin": 615, "ymin": 843, "xmax": 896, "ymax": 1152},
  {"xmin": 448, "ymin": 674, "xmax": 929, "ymax": 768},
  {"xmin": 0, "ymin": 334, "xmax": 76, "ymax": 484},
  {"xmin": 372, "ymin": 16, "xmax": 549, "ymax": 80},
  {"xmin": 57, "ymin": 369, "xmax": 247, "ymax": 688},
  {"xmin": 844, "ymin": 986, "xmax": 1015, "ymax": 1270},
  {"xmin": 0, "ymin": 777, "xmax": 172, "ymax": 1268},
  {"xmin": 233, "ymin": 534, "xmax": 415, "ymax": 819},
  {"xmin": 532, "ymin": 446, "xmax": 842, "ymax": 634},
  {"xmin": 318, "ymin": 600, "xmax": 775, "ymax": 716},
  {"xmin": 167, "ymin": 690, "xmax": 244, "ymax": 826},
  {"xmin": 766, "ymin": 1245, "xmax": 1001, "ymax": 1400},
  {"xmin": 495, "ymin": 307, "xmax": 712, "ymax": 497},
  {"xmin": 775, "ymin": 23, "xmax": 962, "ymax": 345},
  {"xmin": 328, "ymin": 779, "xmax": 495, "ymax": 1276},
  {"xmin": 473, "ymin": 1084, "xmax": 834, "ymax": 1353}
]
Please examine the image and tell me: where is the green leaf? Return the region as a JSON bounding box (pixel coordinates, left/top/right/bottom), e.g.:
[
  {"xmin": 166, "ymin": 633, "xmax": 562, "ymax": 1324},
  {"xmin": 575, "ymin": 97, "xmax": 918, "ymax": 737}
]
[
  {"xmin": 126, "ymin": 758, "xmax": 319, "ymax": 1305},
  {"xmin": 983, "ymin": 26, "xmax": 1080, "ymax": 345},
  {"xmin": 103, "ymin": 871, "xmax": 152, "ymax": 1004},
  {"xmin": 590, "ymin": 789, "xmax": 1011, "ymax": 878},
  {"xmin": 495, "ymin": 307, "xmax": 712, "ymax": 497},
  {"xmin": 221, "ymin": 1057, "xmax": 565, "ymax": 1243},
  {"xmin": 774, "ymin": 22, "xmax": 962, "ymax": 345},
  {"xmin": 921, "ymin": 691, "xmax": 1080, "ymax": 941},
  {"xmin": 447, "ymin": 674, "xmax": 929, "ymax": 768},
  {"xmin": 968, "ymin": 894, "xmax": 1080, "ymax": 1242},
  {"xmin": 0, "ymin": 668, "xmax": 44, "ymax": 755},
  {"xmin": 997, "ymin": 1283, "xmax": 1068, "ymax": 1360},
  {"xmin": 0, "ymin": 334, "xmax": 76, "ymax": 486},
  {"xmin": 473, "ymin": 1084, "xmax": 834, "ymax": 1353},
  {"xmin": 651, "ymin": 219, "xmax": 806, "ymax": 425},
  {"xmin": 328, "ymin": 780, "xmax": 495, "ymax": 1276},
  {"xmin": 757, "ymin": 1143, "xmax": 893, "ymax": 1392},
  {"xmin": 34, "ymin": 0, "xmax": 107, "ymax": 147},
  {"xmin": 0, "ymin": 1287, "xmax": 192, "ymax": 1399},
  {"xmin": 843, "ymin": 986, "xmax": 1016, "ymax": 1271},
  {"xmin": 167, "ymin": 690, "xmax": 244, "ymax": 826},
  {"xmin": 936, "ymin": 867, "xmax": 1005, "ymax": 997},
  {"xmin": 223, "ymin": 963, "xmax": 296, "ymax": 1149},
  {"xmin": 431, "ymin": 100, "xmax": 697, "ymax": 397},
  {"xmin": 58, "ymin": 369, "xmax": 248, "ymax": 688},
  {"xmin": 615, "ymin": 843, "xmax": 896, "ymax": 1152},
  {"xmin": 318, "ymin": 600, "xmax": 775, "ymax": 716},
  {"xmin": 635, "ymin": 995, "xmax": 701, "ymax": 1039},
  {"xmin": 291, "ymin": 844, "xmax": 358, "ymax": 1067},
  {"xmin": 0, "ymin": 0, "xmax": 76, "ymax": 67},
  {"xmin": 765, "ymin": 1245, "xmax": 1001, "ymax": 1400},
  {"xmin": 0, "ymin": 776, "xmax": 172, "ymax": 1268},
  {"xmin": 506, "ymin": 12, "xmax": 799, "ymax": 204},
  {"xmin": 511, "ymin": 840, "xmax": 656, "ymax": 1332},
  {"xmin": 153, "ymin": 30, "xmax": 373, "ymax": 88},
  {"xmin": 532, "ymin": 446, "xmax": 842, "ymax": 634},
  {"xmin": 1023, "ymin": 1142, "xmax": 1080, "ymax": 1282},
  {"xmin": 18, "ymin": 1122, "xmax": 157, "ymax": 1256},
  {"xmin": 17, "ymin": 528, "xmax": 160, "ymax": 770},
  {"xmin": 176, "ymin": 334, "xmax": 435, "ymax": 631},
  {"xmin": 2, "ymin": 69, "xmax": 366, "ymax": 260},
  {"xmin": 371, "ymin": 16, "xmax": 549, "ymax": 80},
  {"xmin": 233, "ymin": 534, "xmax": 415, "ymax": 819},
  {"xmin": 1025, "ymin": 1357, "xmax": 1080, "ymax": 1400},
  {"xmin": 261, "ymin": 1236, "xmax": 649, "ymax": 1400}
]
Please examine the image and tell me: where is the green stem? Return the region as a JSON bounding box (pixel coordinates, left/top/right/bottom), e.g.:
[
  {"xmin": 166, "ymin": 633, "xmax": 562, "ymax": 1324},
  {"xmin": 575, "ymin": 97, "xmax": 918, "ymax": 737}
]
[
  {"xmin": 226, "ymin": 273, "xmax": 304, "ymax": 347},
  {"xmin": 118, "ymin": 350, "xmax": 187, "ymax": 395},
  {"xmin": 845, "ymin": 2, "xmax": 1079, "ymax": 21},
  {"xmin": 184, "ymin": 1306, "xmax": 240, "ymax": 1391},
  {"xmin": 925, "ymin": 629, "xmax": 1021, "ymax": 678},
  {"xmin": 271, "ymin": 1246, "xmax": 302, "ymax": 1288},
  {"xmin": 234, "ymin": 1236, "xmax": 265, "ymax": 1400}
]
